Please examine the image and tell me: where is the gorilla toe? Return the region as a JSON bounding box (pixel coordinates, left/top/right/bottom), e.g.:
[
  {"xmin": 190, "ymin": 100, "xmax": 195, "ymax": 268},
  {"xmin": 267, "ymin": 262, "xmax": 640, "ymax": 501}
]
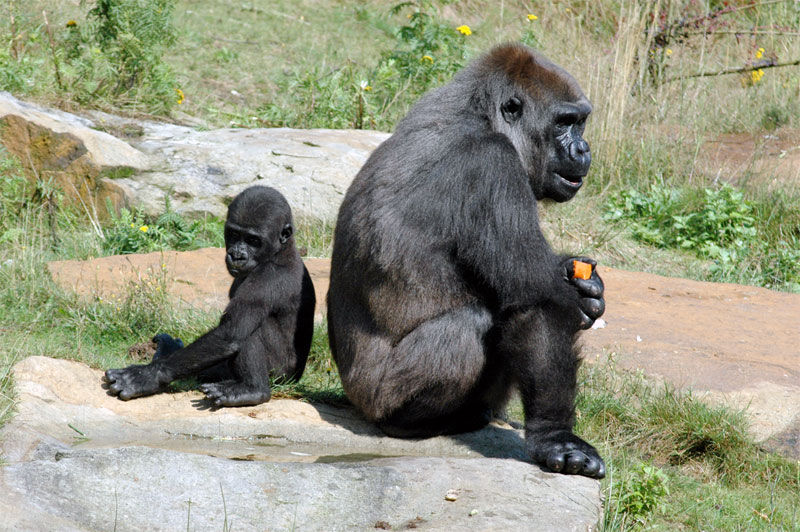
[{"xmin": 529, "ymin": 430, "xmax": 606, "ymax": 479}]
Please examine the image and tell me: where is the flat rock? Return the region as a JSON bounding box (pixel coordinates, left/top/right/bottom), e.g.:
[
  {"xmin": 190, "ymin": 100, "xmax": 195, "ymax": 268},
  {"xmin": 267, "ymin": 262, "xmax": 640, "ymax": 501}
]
[
  {"xmin": 103, "ymin": 120, "xmax": 389, "ymax": 222},
  {"xmin": 0, "ymin": 357, "xmax": 601, "ymax": 532},
  {"xmin": 0, "ymin": 92, "xmax": 150, "ymax": 212},
  {"xmin": 48, "ymin": 252, "xmax": 800, "ymax": 458}
]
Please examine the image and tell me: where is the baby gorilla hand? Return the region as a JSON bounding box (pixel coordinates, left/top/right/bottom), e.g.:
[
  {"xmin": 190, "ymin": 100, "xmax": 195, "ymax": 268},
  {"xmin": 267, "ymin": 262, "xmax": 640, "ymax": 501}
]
[
  {"xmin": 562, "ymin": 256, "xmax": 605, "ymax": 329},
  {"xmin": 103, "ymin": 363, "xmax": 170, "ymax": 400}
]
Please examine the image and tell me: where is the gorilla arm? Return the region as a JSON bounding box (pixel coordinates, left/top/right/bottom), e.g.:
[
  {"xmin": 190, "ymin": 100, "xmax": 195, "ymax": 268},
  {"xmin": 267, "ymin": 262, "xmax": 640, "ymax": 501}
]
[{"xmin": 103, "ymin": 305, "xmax": 261, "ymax": 400}]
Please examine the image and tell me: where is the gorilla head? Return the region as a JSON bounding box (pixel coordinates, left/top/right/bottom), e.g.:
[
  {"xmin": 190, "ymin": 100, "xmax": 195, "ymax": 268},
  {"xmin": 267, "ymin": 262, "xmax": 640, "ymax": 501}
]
[
  {"xmin": 224, "ymin": 186, "xmax": 294, "ymax": 277},
  {"xmin": 476, "ymin": 45, "xmax": 592, "ymax": 202}
]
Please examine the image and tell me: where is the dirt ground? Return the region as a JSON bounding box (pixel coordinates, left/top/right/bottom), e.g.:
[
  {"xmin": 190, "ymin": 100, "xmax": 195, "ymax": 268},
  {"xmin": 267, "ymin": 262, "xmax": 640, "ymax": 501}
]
[
  {"xmin": 48, "ymin": 250, "xmax": 799, "ymax": 458},
  {"xmin": 698, "ymin": 127, "xmax": 800, "ymax": 188}
]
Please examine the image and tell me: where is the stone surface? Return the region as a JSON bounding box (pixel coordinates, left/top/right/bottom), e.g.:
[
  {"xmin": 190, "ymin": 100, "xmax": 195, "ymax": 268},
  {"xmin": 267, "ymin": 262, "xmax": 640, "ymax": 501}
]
[
  {"xmin": 0, "ymin": 357, "xmax": 601, "ymax": 532},
  {"xmin": 0, "ymin": 92, "xmax": 389, "ymax": 223},
  {"xmin": 100, "ymin": 119, "xmax": 389, "ymax": 222},
  {"xmin": 48, "ymin": 252, "xmax": 800, "ymax": 458},
  {"xmin": 0, "ymin": 92, "xmax": 150, "ymax": 212}
]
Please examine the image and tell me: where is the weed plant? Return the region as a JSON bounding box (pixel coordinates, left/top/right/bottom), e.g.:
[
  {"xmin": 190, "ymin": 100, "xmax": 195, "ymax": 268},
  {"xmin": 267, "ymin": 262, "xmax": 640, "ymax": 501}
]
[{"xmin": 2, "ymin": 1, "xmax": 800, "ymax": 529}]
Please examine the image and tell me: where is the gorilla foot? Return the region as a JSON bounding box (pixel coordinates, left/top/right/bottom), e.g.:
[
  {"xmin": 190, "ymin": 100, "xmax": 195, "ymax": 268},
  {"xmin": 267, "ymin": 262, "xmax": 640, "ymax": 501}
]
[
  {"xmin": 199, "ymin": 381, "xmax": 271, "ymax": 407},
  {"xmin": 103, "ymin": 364, "xmax": 168, "ymax": 400},
  {"xmin": 527, "ymin": 429, "xmax": 605, "ymax": 479}
]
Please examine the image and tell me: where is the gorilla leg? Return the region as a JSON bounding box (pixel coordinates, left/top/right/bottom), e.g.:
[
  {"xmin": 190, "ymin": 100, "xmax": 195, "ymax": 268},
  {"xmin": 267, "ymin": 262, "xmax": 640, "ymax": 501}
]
[
  {"xmin": 350, "ymin": 305, "xmax": 502, "ymax": 437},
  {"xmin": 495, "ymin": 306, "xmax": 605, "ymax": 478},
  {"xmin": 199, "ymin": 325, "xmax": 280, "ymax": 408}
]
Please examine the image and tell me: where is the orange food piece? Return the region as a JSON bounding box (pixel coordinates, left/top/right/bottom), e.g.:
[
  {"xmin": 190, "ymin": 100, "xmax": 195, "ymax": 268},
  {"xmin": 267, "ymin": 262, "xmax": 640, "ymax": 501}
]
[{"xmin": 573, "ymin": 260, "xmax": 592, "ymax": 280}]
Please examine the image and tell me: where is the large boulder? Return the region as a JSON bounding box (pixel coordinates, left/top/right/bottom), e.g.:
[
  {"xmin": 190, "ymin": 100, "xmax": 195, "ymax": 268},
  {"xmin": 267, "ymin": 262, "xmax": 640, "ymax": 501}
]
[
  {"xmin": 0, "ymin": 356, "xmax": 602, "ymax": 531},
  {"xmin": 0, "ymin": 92, "xmax": 150, "ymax": 212},
  {"xmin": 0, "ymin": 93, "xmax": 388, "ymax": 222}
]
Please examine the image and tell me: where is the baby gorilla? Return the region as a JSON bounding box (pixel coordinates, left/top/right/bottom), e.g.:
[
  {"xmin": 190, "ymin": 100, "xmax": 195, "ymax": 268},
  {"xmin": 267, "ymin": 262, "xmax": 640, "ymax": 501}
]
[{"xmin": 103, "ymin": 186, "xmax": 315, "ymax": 407}]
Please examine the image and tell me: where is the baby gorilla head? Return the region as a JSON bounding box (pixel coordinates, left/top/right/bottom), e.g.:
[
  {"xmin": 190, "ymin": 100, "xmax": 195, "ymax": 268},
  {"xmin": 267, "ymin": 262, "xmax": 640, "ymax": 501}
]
[{"xmin": 224, "ymin": 186, "xmax": 294, "ymax": 277}]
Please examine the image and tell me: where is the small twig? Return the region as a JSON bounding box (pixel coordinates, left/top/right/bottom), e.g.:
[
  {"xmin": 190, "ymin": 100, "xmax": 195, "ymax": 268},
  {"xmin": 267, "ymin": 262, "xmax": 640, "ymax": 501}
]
[
  {"xmin": 664, "ymin": 57, "xmax": 800, "ymax": 83},
  {"xmin": 9, "ymin": 0, "xmax": 19, "ymax": 60},
  {"xmin": 42, "ymin": 10, "xmax": 64, "ymax": 90},
  {"xmin": 685, "ymin": 29, "xmax": 800, "ymax": 37}
]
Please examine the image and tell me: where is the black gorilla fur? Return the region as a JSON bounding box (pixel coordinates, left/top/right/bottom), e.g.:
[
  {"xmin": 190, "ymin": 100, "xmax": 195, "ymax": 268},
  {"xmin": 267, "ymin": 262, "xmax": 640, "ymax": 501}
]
[
  {"xmin": 104, "ymin": 186, "xmax": 316, "ymax": 407},
  {"xmin": 327, "ymin": 44, "xmax": 606, "ymax": 478}
]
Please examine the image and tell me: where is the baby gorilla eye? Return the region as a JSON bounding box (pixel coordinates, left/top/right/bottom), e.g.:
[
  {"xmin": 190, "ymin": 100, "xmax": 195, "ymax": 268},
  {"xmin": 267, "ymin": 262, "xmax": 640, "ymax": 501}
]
[{"xmin": 244, "ymin": 235, "xmax": 262, "ymax": 248}]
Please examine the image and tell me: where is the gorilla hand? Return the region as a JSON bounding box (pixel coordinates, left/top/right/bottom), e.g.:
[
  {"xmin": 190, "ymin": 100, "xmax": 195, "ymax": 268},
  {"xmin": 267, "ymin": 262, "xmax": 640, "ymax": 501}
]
[
  {"xmin": 562, "ymin": 256, "xmax": 605, "ymax": 329},
  {"xmin": 527, "ymin": 427, "xmax": 606, "ymax": 478},
  {"xmin": 103, "ymin": 363, "xmax": 171, "ymax": 400}
]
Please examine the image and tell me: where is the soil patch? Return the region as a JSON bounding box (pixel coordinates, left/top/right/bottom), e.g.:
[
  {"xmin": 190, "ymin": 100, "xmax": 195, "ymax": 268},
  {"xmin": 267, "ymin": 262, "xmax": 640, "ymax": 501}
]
[{"xmin": 48, "ymin": 252, "xmax": 800, "ymax": 458}]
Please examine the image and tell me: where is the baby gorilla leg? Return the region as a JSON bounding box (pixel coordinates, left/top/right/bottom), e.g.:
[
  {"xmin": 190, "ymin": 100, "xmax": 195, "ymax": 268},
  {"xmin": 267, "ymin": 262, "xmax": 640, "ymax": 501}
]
[
  {"xmin": 199, "ymin": 324, "xmax": 283, "ymax": 407},
  {"xmin": 363, "ymin": 305, "xmax": 496, "ymax": 437}
]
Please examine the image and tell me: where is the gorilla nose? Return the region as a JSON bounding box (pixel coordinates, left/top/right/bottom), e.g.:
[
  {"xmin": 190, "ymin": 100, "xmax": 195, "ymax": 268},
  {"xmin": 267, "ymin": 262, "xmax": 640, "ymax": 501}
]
[{"xmin": 570, "ymin": 139, "xmax": 590, "ymax": 159}]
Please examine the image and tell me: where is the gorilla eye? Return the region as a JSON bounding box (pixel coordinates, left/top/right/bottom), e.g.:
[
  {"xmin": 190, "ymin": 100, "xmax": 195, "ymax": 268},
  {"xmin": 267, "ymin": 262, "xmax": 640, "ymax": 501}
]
[
  {"xmin": 244, "ymin": 235, "xmax": 262, "ymax": 248},
  {"xmin": 501, "ymin": 97, "xmax": 523, "ymax": 122}
]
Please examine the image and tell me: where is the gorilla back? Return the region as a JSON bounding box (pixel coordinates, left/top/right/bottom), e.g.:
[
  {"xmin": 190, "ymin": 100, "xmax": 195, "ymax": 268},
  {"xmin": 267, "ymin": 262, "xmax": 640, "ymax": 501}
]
[{"xmin": 327, "ymin": 44, "xmax": 606, "ymax": 478}]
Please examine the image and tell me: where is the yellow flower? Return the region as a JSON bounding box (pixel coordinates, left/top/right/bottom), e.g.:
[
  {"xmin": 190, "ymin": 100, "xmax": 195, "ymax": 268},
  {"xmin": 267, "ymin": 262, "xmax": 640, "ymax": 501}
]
[
  {"xmin": 750, "ymin": 69, "xmax": 765, "ymax": 84},
  {"xmin": 139, "ymin": 225, "xmax": 149, "ymax": 233},
  {"xmin": 456, "ymin": 25, "xmax": 472, "ymax": 36},
  {"xmin": 66, "ymin": 20, "xmax": 77, "ymax": 27},
  {"xmin": 175, "ymin": 88, "xmax": 185, "ymax": 105},
  {"xmin": 665, "ymin": 48, "xmax": 673, "ymax": 56},
  {"xmin": 527, "ymin": 14, "xmax": 538, "ymax": 21},
  {"xmin": 421, "ymin": 55, "xmax": 434, "ymax": 63},
  {"xmin": 756, "ymin": 47, "xmax": 765, "ymax": 59},
  {"xmin": 130, "ymin": 223, "xmax": 135, "ymax": 228}
]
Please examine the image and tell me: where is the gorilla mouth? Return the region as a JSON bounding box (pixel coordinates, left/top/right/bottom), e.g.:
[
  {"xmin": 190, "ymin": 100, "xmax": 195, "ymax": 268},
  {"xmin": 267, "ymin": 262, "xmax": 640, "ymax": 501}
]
[{"xmin": 555, "ymin": 172, "xmax": 584, "ymax": 189}]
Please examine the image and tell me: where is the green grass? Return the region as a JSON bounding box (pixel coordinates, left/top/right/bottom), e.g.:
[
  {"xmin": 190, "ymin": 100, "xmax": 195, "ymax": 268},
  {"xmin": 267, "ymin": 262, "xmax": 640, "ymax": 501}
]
[{"xmin": 2, "ymin": 0, "xmax": 800, "ymax": 529}]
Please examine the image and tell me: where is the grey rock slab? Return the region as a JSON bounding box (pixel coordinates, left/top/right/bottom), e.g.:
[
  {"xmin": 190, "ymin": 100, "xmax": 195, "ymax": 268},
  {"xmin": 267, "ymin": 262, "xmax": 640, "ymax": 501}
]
[
  {"xmin": 0, "ymin": 93, "xmax": 388, "ymax": 222},
  {"xmin": 1, "ymin": 357, "xmax": 602, "ymax": 531},
  {"xmin": 107, "ymin": 123, "xmax": 388, "ymax": 222},
  {"xmin": 83, "ymin": 108, "xmax": 389, "ymax": 222}
]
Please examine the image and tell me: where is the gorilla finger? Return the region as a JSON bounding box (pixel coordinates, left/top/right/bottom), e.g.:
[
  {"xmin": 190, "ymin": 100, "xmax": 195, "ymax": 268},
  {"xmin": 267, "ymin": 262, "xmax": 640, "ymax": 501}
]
[
  {"xmin": 571, "ymin": 277, "xmax": 604, "ymax": 298},
  {"xmin": 578, "ymin": 311, "xmax": 593, "ymax": 330},
  {"xmin": 586, "ymin": 458, "xmax": 606, "ymax": 479},
  {"xmin": 580, "ymin": 297, "xmax": 605, "ymax": 319}
]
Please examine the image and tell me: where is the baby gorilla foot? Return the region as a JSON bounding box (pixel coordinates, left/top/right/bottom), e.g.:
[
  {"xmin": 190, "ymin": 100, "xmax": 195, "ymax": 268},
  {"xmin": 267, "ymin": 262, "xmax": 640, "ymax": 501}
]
[
  {"xmin": 199, "ymin": 381, "xmax": 271, "ymax": 407},
  {"xmin": 527, "ymin": 429, "xmax": 606, "ymax": 479},
  {"xmin": 103, "ymin": 364, "xmax": 169, "ymax": 400}
]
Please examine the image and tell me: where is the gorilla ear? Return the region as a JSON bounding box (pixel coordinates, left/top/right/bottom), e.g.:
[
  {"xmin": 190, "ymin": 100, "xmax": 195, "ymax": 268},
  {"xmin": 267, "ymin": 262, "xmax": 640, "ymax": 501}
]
[{"xmin": 279, "ymin": 223, "xmax": 293, "ymax": 244}]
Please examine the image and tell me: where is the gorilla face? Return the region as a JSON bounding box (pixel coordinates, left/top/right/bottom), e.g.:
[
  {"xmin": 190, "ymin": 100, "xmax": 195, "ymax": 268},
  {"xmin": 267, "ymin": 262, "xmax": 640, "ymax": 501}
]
[
  {"xmin": 224, "ymin": 187, "xmax": 294, "ymax": 278},
  {"xmin": 543, "ymin": 100, "xmax": 592, "ymax": 202},
  {"xmin": 499, "ymin": 94, "xmax": 592, "ymax": 203},
  {"xmin": 224, "ymin": 223, "xmax": 265, "ymax": 277}
]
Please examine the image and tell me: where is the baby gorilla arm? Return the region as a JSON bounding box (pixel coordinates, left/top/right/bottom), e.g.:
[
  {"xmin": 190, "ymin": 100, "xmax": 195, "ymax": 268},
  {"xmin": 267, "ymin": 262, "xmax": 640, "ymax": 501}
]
[{"xmin": 103, "ymin": 313, "xmax": 250, "ymax": 400}]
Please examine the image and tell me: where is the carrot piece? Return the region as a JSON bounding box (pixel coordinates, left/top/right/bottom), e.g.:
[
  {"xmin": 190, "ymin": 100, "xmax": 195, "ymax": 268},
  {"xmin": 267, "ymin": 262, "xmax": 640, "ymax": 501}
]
[{"xmin": 573, "ymin": 260, "xmax": 592, "ymax": 280}]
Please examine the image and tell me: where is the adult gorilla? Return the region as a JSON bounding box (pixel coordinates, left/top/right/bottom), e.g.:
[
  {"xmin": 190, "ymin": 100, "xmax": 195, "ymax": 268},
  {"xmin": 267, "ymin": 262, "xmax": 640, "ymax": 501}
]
[{"xmin": 327, "ymin": 44, "xmax": 606, "ymax": 478}]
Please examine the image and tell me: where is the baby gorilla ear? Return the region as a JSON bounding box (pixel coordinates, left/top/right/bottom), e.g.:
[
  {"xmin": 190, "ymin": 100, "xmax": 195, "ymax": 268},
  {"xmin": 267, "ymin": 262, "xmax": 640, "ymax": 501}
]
[{"xmin": 280, "ymin": 223, "xmax": 293, "ymax": 244}]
